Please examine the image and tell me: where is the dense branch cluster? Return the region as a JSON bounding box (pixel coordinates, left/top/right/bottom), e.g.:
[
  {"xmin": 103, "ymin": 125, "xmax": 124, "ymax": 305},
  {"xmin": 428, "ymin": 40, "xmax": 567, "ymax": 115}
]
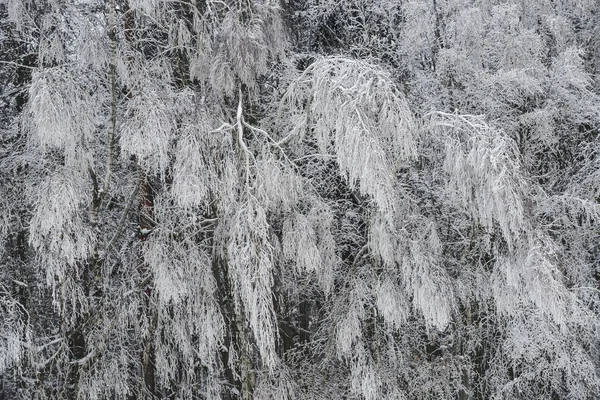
[{"xmin": 0, "ymin": 0, "xmax": 599, "ymax": 399}]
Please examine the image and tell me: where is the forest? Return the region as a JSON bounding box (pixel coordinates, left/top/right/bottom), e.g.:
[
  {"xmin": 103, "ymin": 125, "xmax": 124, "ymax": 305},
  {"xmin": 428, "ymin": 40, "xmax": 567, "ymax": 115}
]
[{"xmin": 0, "ymin": 0, "xmax": 599, "ymax": 399}]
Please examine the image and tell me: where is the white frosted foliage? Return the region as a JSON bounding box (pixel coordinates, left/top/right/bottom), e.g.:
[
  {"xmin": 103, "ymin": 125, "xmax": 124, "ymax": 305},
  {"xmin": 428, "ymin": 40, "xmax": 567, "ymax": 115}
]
[
  {"xmin": 283, "ymin": 213, "xmax": 321, "ymax": 274},
  {"xmin": 227, "ymin": 199, "xmax": 278, "ymax": 369},
  {"xmin": 255, "ymin": 153, "xmax": 303, "ymax": 212},
  {"xmin": 29, "ymin": 170, "xmax": 94, "ymax": 286},
  {"xmin": 282, "ymin": 203, "xmax": 338, "ymax": 294},
  {"xmin": 171, "ymin": 118, "xmax": 230, "ymax": 209},
  {"xmin": 283, "ymin": 57, "xmax": 417, "ymax": 218},
  {"xmin": 120, "ymin": 89, "xmax": 174, "ymax": 175},
  {"xmin": 335, "ymin": 280, "xmax": 367, "ymax": 360},
  {"xmin": 0, "ymin": 304, "xmax": 27, "ymax": 374},
  {"xmin": 2, "ymin": 0, "xmax": 600, "ymax": 398},
  {"xmin": 434, "ymin": 112, "xmax": 526, "ymax": 249},
  {"xmin": 28, "ymin": 68, "xmax": 98, "ymax": 166},
  {"xmin": 492, "ymin": 236, "xmax": 573, "ymax": 327},
  {"xmin": 375, "ymin": 279, "xmax": 409, "ymax": 330}
]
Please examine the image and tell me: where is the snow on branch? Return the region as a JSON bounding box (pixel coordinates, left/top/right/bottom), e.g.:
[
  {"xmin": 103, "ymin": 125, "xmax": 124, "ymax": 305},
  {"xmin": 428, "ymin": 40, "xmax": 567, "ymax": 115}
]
[
  {"xmin": 189, "ymin": 0, "xmax": 286, "ymax": 97},
  {"xmin": 225, "ymin": 197, "xmax": 278, "ymax": 370},
  {"xmin": 492, "ymin": 235, "xmax": 574, "ymax": 328},
  {"xmin": 431, "ymin": 111, "xmax": 527, "ymax": 250},
  {"xmin": 120, "ymin": 88, "xmax": 174, "ymax": 175},
  {"xmin": 282, "ymin": 57, "xmax": 417, "ymax": 218},
  {"xmin": 171, "ymin": 110, "xmax": 232, "ymax": 209},
  {"xmin": 28, "ymin": 68, "xmax": 99, "ymax": 168},
  {"xmin": 282, "ymin": 203, "xmax": 338, "ymax": 294},
  {"xmin": 28, "ymin": 169, "xmax": 95, "ymax": 289}
]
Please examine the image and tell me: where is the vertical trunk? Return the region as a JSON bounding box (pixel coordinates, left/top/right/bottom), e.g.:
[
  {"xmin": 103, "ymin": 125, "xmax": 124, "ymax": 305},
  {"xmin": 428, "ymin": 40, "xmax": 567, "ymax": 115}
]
[
  {"xmin": 210, "ymin": 197, "xmax": 254, "ymax": 399},
  {"xmin": 120, "ymin": 2, "xmax": 159, "ymax": 395},
  {"xmin": 103, "ymin": 0, "xmax": 117, "ymax": 196},
  {"xmin": 11, "ymin": 231, "xmax": 31, "ymax": 394},
  {"xmin": 212, "ymin": 253, "xmax": 255, "ymax": 399},
  {"xmin": 141, "ymin": 319, "xmax": 157, "ymax": 398},
  {"xmin": 236, "ymin": 308, "xmax": 254, "ymax": 400},
  {"xmin": 458, "ymin": 302, "xmax": 472, "ymax": 400},
  {"xmin": 298, "ymin": 300, "xmax": 311, "ymax": 344},
  {"xmin": 212, "ymin": 256, "xmax": 238, "ymax": 399},
  {"xmin": 274, "ymin": 276, "xmax": 294, "ymax": 359},
  {"xmin": 66, "ymin": 323, "xmax": 85, "ymax": 399},
  {"xmin": 68, "ymin": 2, "xmax": 120, "ymax": 395},
  {"xmin": 431, "ymin": 0, "xmax": 442, "ymax": 71},
  {"xmin": 138, "ymin": 174, "xmax": 157, "ymax": 399}
]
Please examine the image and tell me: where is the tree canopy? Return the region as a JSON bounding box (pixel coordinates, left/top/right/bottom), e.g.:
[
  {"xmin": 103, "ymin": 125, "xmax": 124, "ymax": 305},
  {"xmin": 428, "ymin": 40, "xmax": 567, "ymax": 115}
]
[{"xmin": 1, "ymin": 0, "xmax": 599, "ymax": 399}]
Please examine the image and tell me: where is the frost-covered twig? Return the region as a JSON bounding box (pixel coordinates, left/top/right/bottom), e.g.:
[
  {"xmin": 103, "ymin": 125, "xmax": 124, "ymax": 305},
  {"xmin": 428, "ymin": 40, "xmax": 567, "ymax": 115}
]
[{"xmin": 237, "ymin": 87, "xmax": 252, "ymax": 189}]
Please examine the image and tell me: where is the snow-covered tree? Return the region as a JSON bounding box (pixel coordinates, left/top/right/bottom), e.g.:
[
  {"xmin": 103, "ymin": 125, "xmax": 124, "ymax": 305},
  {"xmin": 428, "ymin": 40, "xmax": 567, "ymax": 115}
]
[{"xmin": 1, "ymin": 0, "xmax": 599, "ymax": 399}]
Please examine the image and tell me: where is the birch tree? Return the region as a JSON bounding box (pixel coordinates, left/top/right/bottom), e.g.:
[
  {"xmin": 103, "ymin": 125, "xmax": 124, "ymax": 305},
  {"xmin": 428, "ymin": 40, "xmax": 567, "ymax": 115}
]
[{"xmin": 1, "ymin": 0, "xmax": 599, "ymax": 399}]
